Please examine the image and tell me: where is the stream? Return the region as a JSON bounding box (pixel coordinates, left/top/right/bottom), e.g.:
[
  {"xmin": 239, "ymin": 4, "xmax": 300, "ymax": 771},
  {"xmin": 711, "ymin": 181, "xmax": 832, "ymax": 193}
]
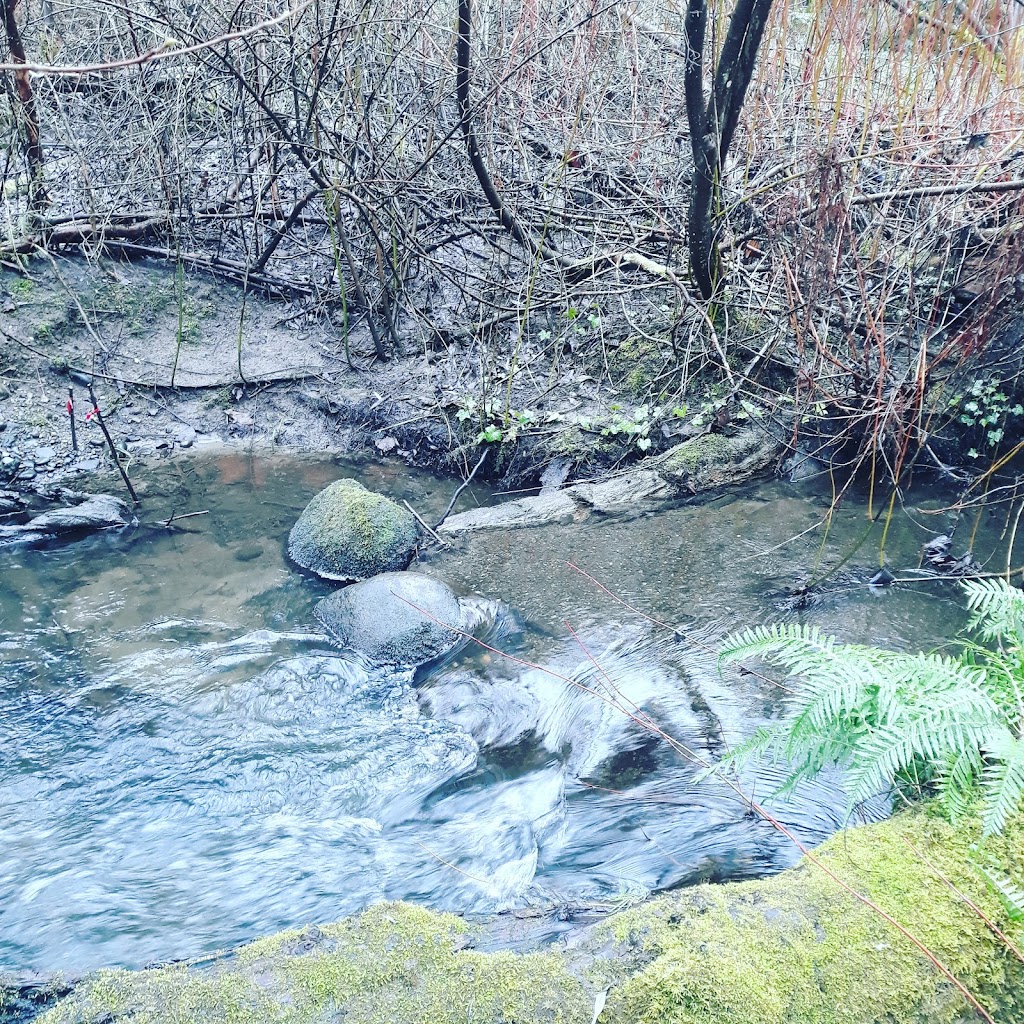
[{"xmin": 0, "ymin": 452, "xmax": 992, "ymax": 973}]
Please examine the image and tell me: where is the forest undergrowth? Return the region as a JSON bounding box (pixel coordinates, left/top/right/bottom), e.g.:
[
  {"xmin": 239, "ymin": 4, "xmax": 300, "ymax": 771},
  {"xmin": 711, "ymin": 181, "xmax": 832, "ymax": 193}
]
[{"xmin": 0, "ymin": 0, "xmax": 1022, "ymax": 504}]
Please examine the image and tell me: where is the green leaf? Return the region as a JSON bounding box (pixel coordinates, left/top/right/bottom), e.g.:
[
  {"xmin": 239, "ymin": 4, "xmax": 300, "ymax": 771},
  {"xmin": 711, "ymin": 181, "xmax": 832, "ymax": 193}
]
[
  {"xmin": 982, "ymin": 730, "xmax": 1024, "ymax": 834},
  {"xmin": 716, "ymin": 604, "xmax": 1020, "ymax": 830}
]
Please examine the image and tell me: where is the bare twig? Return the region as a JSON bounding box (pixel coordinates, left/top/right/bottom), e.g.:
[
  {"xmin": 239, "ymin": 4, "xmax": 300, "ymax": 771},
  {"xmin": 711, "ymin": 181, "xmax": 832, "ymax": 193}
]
[{"xmin": 435, "ymin": 448, "xmax": 488, "ymax": 529}]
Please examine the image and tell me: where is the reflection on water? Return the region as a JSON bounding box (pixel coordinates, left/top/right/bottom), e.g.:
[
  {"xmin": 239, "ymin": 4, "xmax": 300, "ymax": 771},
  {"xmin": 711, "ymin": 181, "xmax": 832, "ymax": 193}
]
[{"xmin": 0, "ymin": 452, "xmax": 987, "ymax": 971}]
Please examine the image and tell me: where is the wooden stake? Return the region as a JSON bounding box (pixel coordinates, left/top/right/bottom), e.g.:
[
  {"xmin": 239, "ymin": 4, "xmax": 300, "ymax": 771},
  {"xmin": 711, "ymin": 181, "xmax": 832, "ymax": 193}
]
[{"xmin": 86, "ymin": 383, "xmax": 139, "ymax": 505}]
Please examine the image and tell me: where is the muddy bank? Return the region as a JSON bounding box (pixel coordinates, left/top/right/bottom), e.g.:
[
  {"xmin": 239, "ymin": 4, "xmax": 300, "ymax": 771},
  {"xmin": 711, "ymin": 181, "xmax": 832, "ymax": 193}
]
[
  {"xmin": 12, "ymin": 809, "xmax": 1022, "ymax": 1024},
  {"xmin": 0, "ymin": 256, "xmax": 784, "ymax": 507},
  {"xmin": 3, "ymin": 254, "xmax": 1020, "ymax": 522}
]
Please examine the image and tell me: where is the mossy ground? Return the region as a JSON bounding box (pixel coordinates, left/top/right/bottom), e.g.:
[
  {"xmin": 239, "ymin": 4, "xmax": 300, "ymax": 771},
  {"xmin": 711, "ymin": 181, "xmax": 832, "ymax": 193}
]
[
  {"xmin": 606, "ymin": 335, "xmax": 669, "ymax": 399},
  {"xmin": 36, "ymin": 811, "xmax": 1024, "ymax": 1024}
]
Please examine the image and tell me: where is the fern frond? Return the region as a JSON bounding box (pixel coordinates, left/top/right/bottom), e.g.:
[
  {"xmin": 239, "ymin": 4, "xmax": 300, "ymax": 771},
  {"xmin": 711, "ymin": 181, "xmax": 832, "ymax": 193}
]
[
  {"xmin": 964, "ymin": 578, "xmax": 1024, "ymax": 647},
  {"xmin": 935, "ymin": 746, "xmax": 983, "ymax": 821},
  {"xmin": 870, "ymin": 651, "xmax": 990, "ymax": 724},
  {"xmin": 717, "ymin": 609, "xmax": 1022, "ymax": 832},
  {"xmin": 846, "ymin": 715, "xmax": 997, "ymax": 808},
  {"xmin": 982, "ymin": 728, "xmax": 1024, "ymax": 834},
  {"xmin": 978, "ymin": 866, "xmax": 1024, "ymax": 924},
  {"xmin": 721, "ymin": 624, "xmax": 890, "ymax": 727},
  {"xmin": 719, "ymin": 622, "xmax": 831, "ymax": 664},
  {"xmin": 712, "ymin": 725, "xmax": 785, "ymax": 776}
]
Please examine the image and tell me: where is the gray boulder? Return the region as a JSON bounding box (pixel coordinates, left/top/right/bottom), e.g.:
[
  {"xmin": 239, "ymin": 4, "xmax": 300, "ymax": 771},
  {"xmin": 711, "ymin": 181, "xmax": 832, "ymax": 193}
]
[
  {"xmin": 289, "ymin": 479, "xmax": 420, "ymax": 582},
  {"xmin": 315, "ymin": 572, "xmax": 465, "ymax": 667},
  {"xmin": 0, "ymin": 493, "xmax": 135, "ymax": 544},
  {"xmin": 26, "ymin": 494, "xmax": 134, "ymax": 532}
]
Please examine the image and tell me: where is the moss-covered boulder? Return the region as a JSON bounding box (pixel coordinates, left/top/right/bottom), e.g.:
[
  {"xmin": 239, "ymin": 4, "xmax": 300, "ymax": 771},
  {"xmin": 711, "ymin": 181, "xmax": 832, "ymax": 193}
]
[
  {"xmin": 595, "ymin": 809, "xmax": 1024, "ymax": 1024},
  {"xmin": 288, "ymin": 479, "xmax": 420, "ymax": 582},
  {"xmin": 315, "ymin": 571, "xmax": 465, "ymax": 667}
]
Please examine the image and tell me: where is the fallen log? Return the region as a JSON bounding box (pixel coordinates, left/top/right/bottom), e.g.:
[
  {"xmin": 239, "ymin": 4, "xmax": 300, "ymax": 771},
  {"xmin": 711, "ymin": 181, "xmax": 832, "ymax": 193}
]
[{"xmin": 439, "ymin": 426, "xmax": 783, "ymax": 535}]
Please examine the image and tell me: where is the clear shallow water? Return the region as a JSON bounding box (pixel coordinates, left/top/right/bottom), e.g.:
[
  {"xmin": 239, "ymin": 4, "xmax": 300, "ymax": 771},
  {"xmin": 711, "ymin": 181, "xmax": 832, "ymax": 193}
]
[{"xmin": 0, "ymin": 452, "xmax": 992, "ymax": 971}]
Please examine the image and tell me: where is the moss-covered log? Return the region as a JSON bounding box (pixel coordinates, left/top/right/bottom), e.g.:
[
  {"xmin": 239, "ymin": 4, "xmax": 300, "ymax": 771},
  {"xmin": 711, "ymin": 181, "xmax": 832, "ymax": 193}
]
[{"xmin": 30, "ymin": 810, "xmax": 1024, "ymax": 1024}]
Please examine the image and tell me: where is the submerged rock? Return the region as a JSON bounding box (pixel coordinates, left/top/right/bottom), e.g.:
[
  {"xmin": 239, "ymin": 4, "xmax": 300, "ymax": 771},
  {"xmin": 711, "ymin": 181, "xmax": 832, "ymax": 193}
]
[
  {"xmin": 24, "ymin": 494, "xmax": 134, "ymax": 532},
  {"xmin": 315, "ymin": 571, "xmax": 465, "ymax": 667},
  {"xmin": 288, "ymin": 479, "xmax": 420, "ymax": 582},
  {"xmin": 0, "ymin": 493, "xmax": 135, "ymax": 544}
]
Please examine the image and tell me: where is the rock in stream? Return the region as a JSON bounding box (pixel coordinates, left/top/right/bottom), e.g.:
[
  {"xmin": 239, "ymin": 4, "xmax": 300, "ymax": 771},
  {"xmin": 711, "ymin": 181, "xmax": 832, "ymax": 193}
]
[
  {"xmin": 288, "ymin": 479, "xmax": 420, "ymax": 582},
  {"xmin": 315, "ymin": 571, "xmax": 466, "ymax": 667}
]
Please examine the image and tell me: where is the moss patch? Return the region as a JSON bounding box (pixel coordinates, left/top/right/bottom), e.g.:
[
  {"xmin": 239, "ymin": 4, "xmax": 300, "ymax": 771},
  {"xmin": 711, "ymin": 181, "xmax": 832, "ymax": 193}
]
[
  {"xmin": 39, "ymin": 904, "xmax": 591, "ymax": 1024},
  {"xmin": 654, "ymin": 427, "xmax": 780, "ymax": 492},
  {"xmin": 94, "ymin": 275, "xmax": 212, "ymax": 342},
  {"xmin": 598, "ymin": 809, "xmax": 1024, "ymax": 1024},
  {"xmin": 607, "ymin": 335, "xmax": 668, "ymax": 398}
]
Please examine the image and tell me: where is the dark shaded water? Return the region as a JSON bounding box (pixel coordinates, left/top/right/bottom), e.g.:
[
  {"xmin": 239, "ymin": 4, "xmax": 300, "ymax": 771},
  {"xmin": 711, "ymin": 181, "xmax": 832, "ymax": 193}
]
[{"xmin": 0, "ymin": 452, "xmax": 991, "ymax": 971}]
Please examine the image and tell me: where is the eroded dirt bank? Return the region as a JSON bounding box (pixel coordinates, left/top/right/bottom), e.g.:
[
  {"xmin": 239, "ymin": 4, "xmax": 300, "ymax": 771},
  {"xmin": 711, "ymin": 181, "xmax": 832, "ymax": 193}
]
[
  {"xmin": 0, "ymin": 256, "xmax": 761, "ymax": 491},
  {"xmin": 0, "ymin": 255, "xmax": 792, "ymax": 506},
  {"xmin": 4, "ymin": 254, "xmax": 1023, "ymax": 520}
]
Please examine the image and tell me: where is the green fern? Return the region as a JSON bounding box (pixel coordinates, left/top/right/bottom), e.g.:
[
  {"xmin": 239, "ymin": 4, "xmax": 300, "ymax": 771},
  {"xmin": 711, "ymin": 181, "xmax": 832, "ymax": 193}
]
[
  {"xmin": 978, "ymin": 866, "xmax": 1024, "ymax": 926},
  {"xmin": 718, "ymin": 580, "xmax": 1024, "ymax": 834},
  {"xmin": 982, "ymin": 730, "xmax": 1024, "ymax": 834},
  {"xmin": 964, "ymin": 577, "xmax": 1024, "ymax": 645}
]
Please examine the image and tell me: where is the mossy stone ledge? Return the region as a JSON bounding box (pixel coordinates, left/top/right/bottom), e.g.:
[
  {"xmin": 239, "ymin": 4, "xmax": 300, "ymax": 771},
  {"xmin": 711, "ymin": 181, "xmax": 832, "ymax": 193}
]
[
  {"xmin": 288, "ymin": 478, "xmax": 420, "ymax": 582},
  {"xmin": 598, "ymin": 809, "xmax": 1024, "ymax": 1024},
  {"xmin": 35, "ymin": 810, "xmax": 1024, "ymax": 1024}
]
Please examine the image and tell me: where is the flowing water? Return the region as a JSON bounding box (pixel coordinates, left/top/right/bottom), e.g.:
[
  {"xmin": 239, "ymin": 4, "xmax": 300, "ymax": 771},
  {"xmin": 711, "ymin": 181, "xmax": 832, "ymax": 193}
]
[{"xmin": 0, "ymin": 452, "xmax": 996, "ymax": 972}]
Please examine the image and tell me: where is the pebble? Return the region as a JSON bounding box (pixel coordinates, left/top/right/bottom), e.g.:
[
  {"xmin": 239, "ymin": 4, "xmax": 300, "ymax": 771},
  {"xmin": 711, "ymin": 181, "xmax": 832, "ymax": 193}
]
[
  {"xmin": 148, "ymin": 408, "xmax": 158, "ymax": 417},
  {"xmin": 32, "ymin": 446, "xmax": 56, "ymax": 464},
  {"xmin": 88, "ymin": 436, "xmax": 105, "ymax": 447},
  {"xmin": 76, "ymin": 458, "xmax": 100, "ymax": 472},
  {"xmin": 173, "ymin": 425, "xmax": 197, "ymax": 448}
]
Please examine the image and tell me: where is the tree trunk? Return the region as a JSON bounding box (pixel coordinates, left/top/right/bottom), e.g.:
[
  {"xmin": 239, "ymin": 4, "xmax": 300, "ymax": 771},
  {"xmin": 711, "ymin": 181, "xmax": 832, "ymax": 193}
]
[
  {"xmin": 684, "ymin": 0, "xmax": 774, "ymax": 299},
  {"xmin": 0, "ymin": 0, "xmax": 46, "ymax": 208}
]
